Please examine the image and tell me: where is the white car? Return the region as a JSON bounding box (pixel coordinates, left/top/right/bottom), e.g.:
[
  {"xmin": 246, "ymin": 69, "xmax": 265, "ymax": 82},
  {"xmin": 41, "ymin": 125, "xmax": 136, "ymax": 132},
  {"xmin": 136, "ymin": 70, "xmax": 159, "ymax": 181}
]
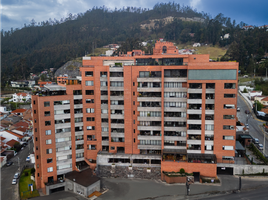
[
  {"xmin": 26, "ymin": 156, "xmax": 30, "ymax": 162},
  {"xmin": 258, "ymin": 144, "xmax": 263, "ymax": 150},
  {"xmin": 12, "ymin": 179, "xmax": 17, "ymax": 185},
  {"xmin": 14, "ymin": 172, "xmax": 20, "ymax": 179},
  {"xmin": 245, "ymin": 124, "xmax": 249, "ymax": 129}
]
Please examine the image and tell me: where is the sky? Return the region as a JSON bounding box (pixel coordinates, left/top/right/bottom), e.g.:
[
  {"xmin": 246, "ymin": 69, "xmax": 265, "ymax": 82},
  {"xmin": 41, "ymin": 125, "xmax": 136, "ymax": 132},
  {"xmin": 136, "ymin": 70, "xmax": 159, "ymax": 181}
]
[{"xmin": 1, "ymin": 0, "xmax": 268, "ymax": 31}]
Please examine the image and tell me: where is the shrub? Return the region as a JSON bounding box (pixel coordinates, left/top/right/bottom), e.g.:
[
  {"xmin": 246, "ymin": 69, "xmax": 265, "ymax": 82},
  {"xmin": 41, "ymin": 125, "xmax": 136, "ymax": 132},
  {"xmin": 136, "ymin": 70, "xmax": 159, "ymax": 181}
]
[
  {"xmin": 31, "ymin": 168, "xmax": 35, "ymax": 174},
  {"xmin": 25, "ymin": 171, "xmax": 29, "ymax": 176},
  {"xmin": 179, "ymin": 168, "xmax": 185, "ymax": 173}
]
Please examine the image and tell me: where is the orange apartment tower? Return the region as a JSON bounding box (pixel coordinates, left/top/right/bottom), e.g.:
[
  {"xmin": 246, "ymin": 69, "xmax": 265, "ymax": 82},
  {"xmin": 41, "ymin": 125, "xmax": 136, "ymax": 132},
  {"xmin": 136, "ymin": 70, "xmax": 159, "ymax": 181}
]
[{"xmin": 32, "ymin": 40, "xmax": 238, "ymax": 193}]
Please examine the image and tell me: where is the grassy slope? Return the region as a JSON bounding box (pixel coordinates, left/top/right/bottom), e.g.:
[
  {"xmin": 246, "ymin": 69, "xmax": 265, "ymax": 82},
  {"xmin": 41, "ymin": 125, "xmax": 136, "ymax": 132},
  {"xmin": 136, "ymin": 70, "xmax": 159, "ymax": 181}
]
[
  {"xmin": 176, "ymin": 44, "xmax": 227, "ymax": 60},
  {"xmin": 72, "ymin": 48, "xmax": 110, "ymax": 63},
  {"xmin": 19, "ymin": 169, "xmax": 39, "ymax": 199}
]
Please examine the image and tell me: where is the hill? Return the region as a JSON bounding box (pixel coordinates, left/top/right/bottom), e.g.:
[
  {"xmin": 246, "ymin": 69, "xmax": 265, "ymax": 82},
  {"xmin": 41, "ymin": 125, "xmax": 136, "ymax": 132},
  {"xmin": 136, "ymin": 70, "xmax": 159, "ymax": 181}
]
[{"xmin": 1, "ymin": 2, "xmax": 268, "ymax": 86}]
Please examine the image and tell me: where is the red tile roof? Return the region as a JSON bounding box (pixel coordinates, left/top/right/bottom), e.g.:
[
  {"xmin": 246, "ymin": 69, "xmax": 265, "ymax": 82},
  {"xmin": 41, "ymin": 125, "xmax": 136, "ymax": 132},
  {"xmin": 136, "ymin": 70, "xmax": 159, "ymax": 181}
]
[
  {"xmin": 16, "ymin": 93, "xmax": 28, "ymax": 97},
  {"xmin": 15, "ymin": 127, "xmax": 28, "ymax": 132},
  {"xmin": 5, "ymin": 130, "xmax": 24, "ymax": 139},
  {"xmin": 11, "ymin": 109, "xmax": 27, "ymax": 113},
  {"xmin": 6, "ymin": 139, "xmax": 19, "ymax": 147},
  {"xmin": 261, "ymin": 97, "xmax": 268, "ymax": 101},
  {"xmin": 13, "ymin": 121, "xmax": 29, "ymax": 128},
  {"xmin": 0, "ymin": 136, "xmax": 6, "ymax": 141}
]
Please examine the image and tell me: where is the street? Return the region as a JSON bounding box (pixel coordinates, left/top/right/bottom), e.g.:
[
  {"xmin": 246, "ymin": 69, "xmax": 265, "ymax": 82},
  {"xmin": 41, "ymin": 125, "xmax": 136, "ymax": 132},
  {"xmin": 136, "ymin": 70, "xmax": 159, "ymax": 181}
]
[
  {"xmin": 1, "ymin": 139, "xmax": 34, "ymax": 200},
  {"xmin": 237, "ymin": 94, "xmax": 268, "ymax": 155}
]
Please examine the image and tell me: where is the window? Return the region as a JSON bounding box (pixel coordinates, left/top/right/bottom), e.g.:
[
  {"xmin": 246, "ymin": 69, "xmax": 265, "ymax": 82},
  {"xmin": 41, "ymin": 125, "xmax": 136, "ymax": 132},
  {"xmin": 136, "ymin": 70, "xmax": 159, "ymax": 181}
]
[
  {"xmin": 45, "ymin": 121, "xmax": 51, "ymax": 126},
  {"xmin": 85, "ymin": 81, "xmax": 94, "ymax": 86},
  {"xmin": 223, "ymin": 125, "xmax": 234, "ymax": 130},
  {"xmin": 101, "ymin": 91, "xmax": 108, "ymax": 95},
  {"xmin": 73, "ymin": 90, "xmax": 82, "ymax": 95},
  {"xmin": 133, "ymin": 92, "xmax": 135, "ymax": 96},
  {"xmin": 205, "ymin": 124, "xmax": 214, "ymax": 130},
  {"xmin": 133, "ymin": 101, "xmax": 135, "ymax": 105},
  {"xmin": 101, "ymin": 109, "xmax": 108, "ymax": 114},
  {"xmin": 34, "ymin": 110, "xmax": 36, "ymax": 114},
  {"xmin": 56, "ymin": 137, "xmax": 71, "ymax": 143},
  {"xmin": 224, "ymin": 104, "xmax": 235, "ymax": 109},
  {"xmin": 224, "ymin": 83, "xmax": 236, "ymax": 89},
  {"xmin": 224, "ymin": 94, "xmax": 235, "ymax": 98},
  {"xmin": 44, "ymin": 101, "xmax": 50, "ymax": 107},
  {"xmin": 100, "ymin": 72, "xmax": 107, "ymax": 77},
  {"xmin": 86, "ymin": 108, "xmax": 95, "ymax": 113},
  {"xmin": 110, "ymin": 81, "xmax": 124, "ymax": 87},
  {"xmin": 133, "ymin": 82, "xmax": 135, "ymax": 86},
  {"xmin": 54, "ymin": 109, "xmax": 70, "ymax": 115},
  {"xmin": 134, "ymin": 129, "xmax": 135, "ymax": 133},
  {"xmin": 54, "ymin": 100, "xmax": 70, "ymax": 105},
  {"xmin": 164, "ymin": 82, "xmax": 182, "ymax": 88},
  {"xmin": 34, "ymin": 119, "xmax": 36, "ymax": 123},
  {"xmin": 38, "ymin": 173, "xmax": 39, "ymax": 177},
  {"xmin": 86, "ymin": 99, "xmax": 94, "ymax": 103},
  {"xmin": 134, "ymin": 138, "xmax": 135, "ymax": 143},
  {"xmin": 111, "ymin": 146, "xmax": 115, "ymax": 150},
  {"xmin": 44, "ymin": 111, "xmax": 50, "ymax": 116},
  {"xmin": 47, "ymin": 158, "xmax": 52, "ymax": 163},
  {"xmin": 133, "ymin": 111, "xmax": 135, "ymax": 115},
  {"xmin": 100, "ymin": 81, "xmax": 107, "ymax": 86},
  {"xmin": 102, "ymin": 127, "xmax": 108, "ymax": 132},
  {"xmin": 223, "ymin": 136, "xmax": 234, "ymax": 140},
  {"xmin": 34, "ymin": 100, "xmax": 35, "ymax": 105},
  {"xmin": 47, "ymin": 167, "xmax": 53, "ymax": 172},
  {"xmin": 223, "ymin": 115, "xmax": 235, "ymax": 119},
  {"xmin": 36, "ymin": 146, "xmax": 38, "ymax": 150},
  {"xmin": 35, "ymin": 128, "xmax": 37, "ymax": 132},
  {"xmin": 46, "ymin": 149, "xmax": 52, "ymax": 154},
  {"xmin": 223, "ymin": 146, "xmax": 234, "ymax": 150},
  {"xmin": 85, "ymin": 71, "xmax": 93, "ymax": 76},
  {"xmin": 57, "ymin": 164, "xmax": 72, "ymax": 170},
  {"xmin": 86, "ymin": 90, "xmax": 94, "ymax": 95},
  {"xmin": 87, "ymin": 117, "xmax": 95, "ymax": 121},
  {"xmin": 46, "ymin": 139, "xmax": 52, "ymax": 144},
  {"xmin": 87, "ymin": 126, "xmax": 95, "ymax": 130},
  {"xmin": 36, "ymin": 155, "xmax": 38, "ymax": 159}
]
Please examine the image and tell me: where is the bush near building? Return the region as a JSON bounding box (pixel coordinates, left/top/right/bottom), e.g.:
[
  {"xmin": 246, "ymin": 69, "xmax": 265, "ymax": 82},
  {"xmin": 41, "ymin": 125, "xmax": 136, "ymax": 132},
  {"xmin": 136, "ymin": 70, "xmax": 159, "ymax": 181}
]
[{"xmin": 19, "ymin": 168, "xmax": 39, "ymax": 200}]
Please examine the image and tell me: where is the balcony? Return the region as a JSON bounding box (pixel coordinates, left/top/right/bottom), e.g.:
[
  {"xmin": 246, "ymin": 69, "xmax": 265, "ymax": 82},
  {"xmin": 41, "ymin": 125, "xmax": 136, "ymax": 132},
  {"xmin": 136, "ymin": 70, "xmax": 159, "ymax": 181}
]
[
  {"xmin": 187, "ymin": 135, "xmax": 201, "ymax": 140},
  {"xmin": 188, "ymin": 124, "xmax": 201, "ymax": 130},
  {"xmin": 138, "ymin": 135, "xmax": 162, "ymax": 140},
  {"xmin": 164, "ymin": 122, "xmax": 186, "ymax": 127}
]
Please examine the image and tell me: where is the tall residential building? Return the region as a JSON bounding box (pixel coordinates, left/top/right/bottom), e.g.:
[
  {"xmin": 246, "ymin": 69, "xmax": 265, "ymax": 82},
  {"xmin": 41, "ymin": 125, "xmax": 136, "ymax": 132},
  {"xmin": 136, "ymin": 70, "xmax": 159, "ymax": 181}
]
[{"xmin": 32, "ymin": 41, "xmax": 238, "ymax": 193}]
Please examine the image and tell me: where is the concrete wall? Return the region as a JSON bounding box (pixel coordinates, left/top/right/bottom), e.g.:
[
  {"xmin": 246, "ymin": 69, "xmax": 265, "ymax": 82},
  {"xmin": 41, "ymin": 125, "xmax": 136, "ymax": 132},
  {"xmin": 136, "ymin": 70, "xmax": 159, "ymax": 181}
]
[{"xmin": 217, "ymin": 163, "xmax": 268, "ymax": 174}]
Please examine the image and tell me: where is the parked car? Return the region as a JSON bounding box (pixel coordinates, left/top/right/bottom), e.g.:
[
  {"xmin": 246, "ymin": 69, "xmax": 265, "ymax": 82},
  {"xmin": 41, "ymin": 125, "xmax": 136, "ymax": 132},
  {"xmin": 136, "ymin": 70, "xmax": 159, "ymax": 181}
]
[
  {"xmin": 237, "ymin": 107, "xmax": 240, "ymax": 112},
  {"xmin": 253, "ymin": 138, "xmax": 259, "ymax": 144},
  {"xmin": 12, "ymin": 179, "xmax": 17, "ymax": 185},
  {"xmin": 6, "ymin": 161, "xmax": 13, "ymax": 166},
  {"xmin": 258, "ymin": 144, "xmax": 263, "ymax": 150},
  {"xmin": 14, "ymin": 173, "xmax": 20, "ymax": 179},
  {"xmin": 245, "ymin": 110, "xmax": 250, "ymax": 114},
  {"xmin": 26, "ymin": 156, "xmax": 30, "ymax": 162}
]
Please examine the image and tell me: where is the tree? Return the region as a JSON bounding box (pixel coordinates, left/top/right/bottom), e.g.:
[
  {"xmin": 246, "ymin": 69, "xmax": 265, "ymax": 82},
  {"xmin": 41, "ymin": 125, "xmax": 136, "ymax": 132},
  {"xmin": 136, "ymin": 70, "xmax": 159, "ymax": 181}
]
[
  {"xmin": 14, "ymin": 142, "xmax": 21, "ymax": 152},
  {"xmin": 255, "ymin": 101, "xmax": 263, "ymax": 111}
]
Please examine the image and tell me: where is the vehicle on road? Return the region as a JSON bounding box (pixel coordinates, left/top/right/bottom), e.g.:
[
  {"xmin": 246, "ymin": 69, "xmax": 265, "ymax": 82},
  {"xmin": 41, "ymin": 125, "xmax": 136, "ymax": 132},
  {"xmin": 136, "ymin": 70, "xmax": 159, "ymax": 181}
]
[
  {"xmin": 26, "ymin": 156, "xmax": 30, "ymax": 162},
  {"xmin": 258, "ymin": 144, "xmax": 263, "ymax": 150},
  {"xmin": 253, "ymin": 138, "xmax": 259, "ymax": 144},
  {"xmin": 6, "ymin": 161, "xmax": 13, "ymax": 166},
  {"xmin": 245, "ymin": 110, "xmax": 250, "ymax": 114},
  {"xmin": 12, "ymin": 179, "xmax": 17, "ymax": 185},
  {"xmin": 237, "ymin": 107, "xmax": 240, "ymax": 111},
  {"xmin": 245, "ymin": 124, "xmax": 249, "ymax": 129},
  {"xmin": 14, "ymin": 172, "xmax": 20, "ymax": 179}
]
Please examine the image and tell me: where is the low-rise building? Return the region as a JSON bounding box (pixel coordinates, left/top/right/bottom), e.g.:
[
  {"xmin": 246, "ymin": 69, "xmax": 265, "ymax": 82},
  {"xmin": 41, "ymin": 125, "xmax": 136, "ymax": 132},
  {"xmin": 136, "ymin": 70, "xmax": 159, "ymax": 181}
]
[{"xmin": 13, "ymin": 93, "xmax": 31, "ymax": 102}]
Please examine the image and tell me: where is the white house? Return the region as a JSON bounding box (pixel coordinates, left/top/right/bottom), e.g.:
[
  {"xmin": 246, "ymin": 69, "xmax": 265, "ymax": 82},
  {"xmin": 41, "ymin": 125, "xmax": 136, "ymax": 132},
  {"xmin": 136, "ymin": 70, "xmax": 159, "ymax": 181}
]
[
  {"xmin": 193, "ymin": 43, "xmax": 201, "ymax": 47},
  {"xmin": 105, "ymin": 50, "xmax": 114, "ymax": 56},
  {"xmin": 0, "ymin": 130, "xmax": 24, "ymax": 143},
  {"xmin": 239, "ymin": 86, "xmax": 254, "ymax": 92},
  {"xmin": 249, "ymin": 91, "xmax": 262, "ymax": 100},
  {"xmin": 13, "ymin": 93, "xmax": 31, "ymax": 102}
]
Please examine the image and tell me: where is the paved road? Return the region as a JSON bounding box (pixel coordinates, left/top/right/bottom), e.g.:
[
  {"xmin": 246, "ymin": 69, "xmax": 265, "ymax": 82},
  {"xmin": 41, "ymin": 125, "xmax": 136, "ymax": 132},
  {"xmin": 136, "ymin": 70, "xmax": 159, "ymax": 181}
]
[
  {"xmin": 237, "ymin": 94, "xmax": 268, "ymax": 155},
  {"xmin": 1, "ymin": 140, "xmax": 34, "ymax": 200},
  {"xmin": 97, "ymin": 175, "xmax": 268, "ymax": 200}
]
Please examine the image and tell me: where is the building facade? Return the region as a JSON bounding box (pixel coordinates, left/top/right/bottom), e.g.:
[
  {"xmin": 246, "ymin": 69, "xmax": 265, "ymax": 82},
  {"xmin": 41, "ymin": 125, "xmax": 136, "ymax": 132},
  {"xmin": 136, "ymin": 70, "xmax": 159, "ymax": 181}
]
[{"xmin": 32, "ymin": 41, "xmax": 238, "ymax": 193}]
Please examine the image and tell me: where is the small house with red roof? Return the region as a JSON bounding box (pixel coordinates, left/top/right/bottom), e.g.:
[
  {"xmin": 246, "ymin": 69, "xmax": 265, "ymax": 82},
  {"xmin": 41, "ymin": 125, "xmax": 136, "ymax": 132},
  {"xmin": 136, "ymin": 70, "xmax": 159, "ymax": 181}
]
[
  {"xmin": 260, "ymin": 97, "xmax": 268, "ymax": 106},
  {"xmin": 11, "ymin": 109, "xmax": 27, "ymax": 116},
  {"xmin": 249, "ymin": 91, "xmax": 262, "ymax": 100},
  {"xmin": 0, "ymin": 130, "xmax": 24, "ymax": 142},
  {"xmin": 13, "ymin": 92, "xmax": 31, "ymax": 102}
]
